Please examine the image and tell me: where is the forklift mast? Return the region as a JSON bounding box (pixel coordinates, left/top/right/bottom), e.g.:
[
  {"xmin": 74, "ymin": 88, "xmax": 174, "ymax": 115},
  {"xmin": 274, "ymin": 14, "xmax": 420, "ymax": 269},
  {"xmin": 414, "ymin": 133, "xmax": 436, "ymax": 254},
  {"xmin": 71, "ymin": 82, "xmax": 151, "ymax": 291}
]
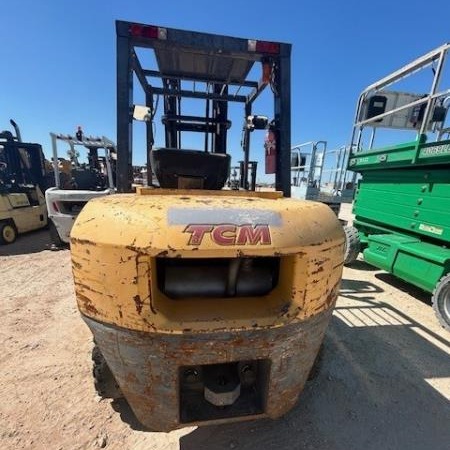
[{"xmin": 115, "ymin": 21, "xmax": 291, "ymax": 195}]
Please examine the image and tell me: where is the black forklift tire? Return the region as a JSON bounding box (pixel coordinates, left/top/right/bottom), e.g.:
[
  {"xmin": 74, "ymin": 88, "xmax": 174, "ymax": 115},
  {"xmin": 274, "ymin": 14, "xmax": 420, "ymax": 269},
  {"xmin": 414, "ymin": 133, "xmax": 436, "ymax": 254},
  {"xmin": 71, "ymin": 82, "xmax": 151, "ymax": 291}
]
[
  {"xmin": 0, "ymin": 221, "xmax": 17, "ymax": 245},
  {"xmin": 48, "ymin": 219, "xmax": 67, "ymax": 249},
  {"xmin": 307, "ymin": 344, "xmax": 324, "ymax": 381},
  {"xmin": 92, "ymin": 345, "xmax": 123, "ymax": 399},
  {"xmin": 432, "ymin": 274, "xmax": 450, "ymax": 332},
  {"xmin": 343, "ymin": 225, "xmax": 360, "ymax": 265}
]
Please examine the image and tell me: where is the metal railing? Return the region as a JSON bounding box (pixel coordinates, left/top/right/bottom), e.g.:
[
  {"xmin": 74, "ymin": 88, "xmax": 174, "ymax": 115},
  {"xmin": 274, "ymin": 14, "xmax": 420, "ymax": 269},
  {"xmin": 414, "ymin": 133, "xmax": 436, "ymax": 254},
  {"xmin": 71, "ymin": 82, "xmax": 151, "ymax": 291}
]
[{"xmin": 350, "ymin": 43, "xmax": 450, "ymax": 162}]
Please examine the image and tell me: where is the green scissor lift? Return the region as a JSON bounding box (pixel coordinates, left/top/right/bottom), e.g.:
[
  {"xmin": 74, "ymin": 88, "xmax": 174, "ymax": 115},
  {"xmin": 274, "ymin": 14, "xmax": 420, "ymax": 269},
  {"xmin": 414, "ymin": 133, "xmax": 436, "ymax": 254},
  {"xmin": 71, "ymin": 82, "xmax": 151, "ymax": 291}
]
[{"xmin": 345, "ymin": 43, "xmax": 450, "ymax": 331}]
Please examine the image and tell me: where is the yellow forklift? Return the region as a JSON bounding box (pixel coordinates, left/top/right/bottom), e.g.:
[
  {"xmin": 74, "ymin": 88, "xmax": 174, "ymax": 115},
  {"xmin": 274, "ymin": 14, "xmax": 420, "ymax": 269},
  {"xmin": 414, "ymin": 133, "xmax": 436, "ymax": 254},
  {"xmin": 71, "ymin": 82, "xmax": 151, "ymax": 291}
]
[
  {"xmin": 71, "ymin": 22, "xmax": 345, "ymax": 431},
  {"xmin": 0, "ymin": 120, "xmax": 49, "ymax": 244}
]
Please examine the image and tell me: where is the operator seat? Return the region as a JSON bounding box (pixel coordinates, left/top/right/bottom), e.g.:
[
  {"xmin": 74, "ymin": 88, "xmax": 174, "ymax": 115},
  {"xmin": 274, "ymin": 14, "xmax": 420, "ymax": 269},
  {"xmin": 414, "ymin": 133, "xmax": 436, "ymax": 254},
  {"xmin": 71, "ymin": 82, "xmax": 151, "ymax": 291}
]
[{"xmin": 150, "ymin": 148, "xmax": 231, "ymax": 190}]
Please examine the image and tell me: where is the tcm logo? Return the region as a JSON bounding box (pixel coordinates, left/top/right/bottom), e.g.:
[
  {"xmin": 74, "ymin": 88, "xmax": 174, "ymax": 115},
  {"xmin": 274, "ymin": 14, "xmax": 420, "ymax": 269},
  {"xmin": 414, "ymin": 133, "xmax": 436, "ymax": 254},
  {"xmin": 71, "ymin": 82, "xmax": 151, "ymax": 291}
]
[{"xmin": 184, "ymin": 224, "xmax": 272, "ymax": 246}]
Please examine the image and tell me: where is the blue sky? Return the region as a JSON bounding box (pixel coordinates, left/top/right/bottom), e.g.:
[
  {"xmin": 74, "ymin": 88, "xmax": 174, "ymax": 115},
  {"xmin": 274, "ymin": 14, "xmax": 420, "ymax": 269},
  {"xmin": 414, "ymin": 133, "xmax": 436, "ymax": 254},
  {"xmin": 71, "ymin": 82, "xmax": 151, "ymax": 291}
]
[{"xmin": 1, "ymin": 0, "xmax": 450, "ymax": 181}]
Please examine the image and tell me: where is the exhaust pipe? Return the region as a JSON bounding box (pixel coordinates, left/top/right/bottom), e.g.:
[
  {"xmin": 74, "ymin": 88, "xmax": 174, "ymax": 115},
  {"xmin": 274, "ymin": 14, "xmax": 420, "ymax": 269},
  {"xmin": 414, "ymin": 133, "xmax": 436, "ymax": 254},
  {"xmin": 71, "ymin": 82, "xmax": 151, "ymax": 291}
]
[{"xmin": 10, "ymin": 119, "xmax": 22, "ymax": 142}]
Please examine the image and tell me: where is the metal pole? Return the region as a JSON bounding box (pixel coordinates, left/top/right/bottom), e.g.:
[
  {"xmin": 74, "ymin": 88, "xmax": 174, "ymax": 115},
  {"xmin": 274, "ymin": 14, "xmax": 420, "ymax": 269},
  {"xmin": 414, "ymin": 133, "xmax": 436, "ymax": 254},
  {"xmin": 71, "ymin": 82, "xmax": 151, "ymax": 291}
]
[
  {"xmin": 333, "ymin": 146, "xmax": 342, "ymax": 190},
  {"xmin": 368, "ymin": 128, "xmax": 376, "ymax": 150},
  {"xmin": 145, "ymin": 92, "xmax": 154, "ymax": 186},
  {"xmin": 116, "ymin": 34, "xmax": 133, "ymax": 192},
  {"xmin": 349, "ymin": 93, "xmax": 366, "ymax": 154},
  {"xmin": 317, "ymin": 140, "xmax": 327, "ymax": 187},
  {"xmin": 50, "ymin": 133, "xmax": 60, "ymax": 188},
  {"xmin": 239, "ymin": 161, "xmax": 245, "ymax": 189},
  {"xmin": 338, "ymin": 146, "xmax": 348, "ymax": 190},
  {"xmin": 250, "ymin": 161, "xmax": 257, "ymax": 191},
  {"xmin": 105, "ymin": 148, "xmax": 115, "ymax": 191},
  {"xmin": 204, "ymin": 88, "xmax": 210, "ymax": 152},
  {"xmin": 413, "ymin": 50, "xmax": 448, "ymax": 162},
  {"xmin": 242, "ymin": 103, "xmax": 251, "ymax": 189},
  {"xmin": 308, "ymin": 142, "xmax": 316, "ymax": 185},
  {"xmin": 275, "ymin": 46, "xmax": 292, "ymax": 197},
  {"xmin": 212, "ymin": 84, "xmax": 228, "ymax": 154}
]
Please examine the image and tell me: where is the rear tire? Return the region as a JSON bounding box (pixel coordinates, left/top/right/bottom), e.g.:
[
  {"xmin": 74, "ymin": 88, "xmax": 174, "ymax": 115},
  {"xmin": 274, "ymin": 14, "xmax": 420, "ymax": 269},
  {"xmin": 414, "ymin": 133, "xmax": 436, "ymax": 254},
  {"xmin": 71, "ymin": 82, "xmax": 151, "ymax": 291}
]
[
  {"xmin": 92, "ymin": 345, "xmax": 123, "ymax": 399},
  {"xmin": 432, "ymin": 274, "xmax": 450, "ymax": 332},
  {"xmin": 343, "ymin": 225, "xmax": 360, "ymax": 265},
  {"xmin": 48, "ymin": 219, "xmax": 66, "ymax": 249},
  {"xmin": 0, "ymin": 221, "xmax": 17, "ymax": 244},
  {"xmin": 307, "ymin": 344, "xmax": 324, "ymax": 381}
]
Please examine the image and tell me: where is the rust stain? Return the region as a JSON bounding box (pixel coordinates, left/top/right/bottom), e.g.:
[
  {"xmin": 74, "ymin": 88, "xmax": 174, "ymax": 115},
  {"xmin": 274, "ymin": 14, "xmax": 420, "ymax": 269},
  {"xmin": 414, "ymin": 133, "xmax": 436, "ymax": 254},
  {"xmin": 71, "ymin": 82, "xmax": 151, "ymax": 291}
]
[
  {"xmin": 125, "ymin": 371, "xmax": 139, "ymax": 383},
  {"xmin": 77, "ymin": 293, "xmax": 100, "ymax": 315},
  {"xmin": 313, "ymin": 258, "xmax": 327, "ymax": 265},
  {"xmin": 71, "ymin": 237, "xmax": 94, "ymax": 245},
  {"xmin": 278, "ymin": 302, "xmax": 291, "ymax": 316},
  {"xmin": 75, "ymin": 282, "xmax": 114, "ymax": 299},
  {"xmin": 324, "ymin": 282, "xmax": 339, "ymax": 307},
  {"xmin": 133, "ymin": 294, "xmax": 144, "ymax": 315},
  {"xmin": 310, "ymin": 266, "xmax": 324, "ymax": 275}
]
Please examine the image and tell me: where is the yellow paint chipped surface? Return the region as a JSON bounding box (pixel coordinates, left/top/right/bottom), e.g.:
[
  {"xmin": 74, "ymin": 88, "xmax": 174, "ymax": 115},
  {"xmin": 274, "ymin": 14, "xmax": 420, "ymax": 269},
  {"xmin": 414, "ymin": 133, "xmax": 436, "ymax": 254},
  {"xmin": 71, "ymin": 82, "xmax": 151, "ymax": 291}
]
[{"xmin": 71, "ymin": 191, "xmax": 344, "ymax": 333}]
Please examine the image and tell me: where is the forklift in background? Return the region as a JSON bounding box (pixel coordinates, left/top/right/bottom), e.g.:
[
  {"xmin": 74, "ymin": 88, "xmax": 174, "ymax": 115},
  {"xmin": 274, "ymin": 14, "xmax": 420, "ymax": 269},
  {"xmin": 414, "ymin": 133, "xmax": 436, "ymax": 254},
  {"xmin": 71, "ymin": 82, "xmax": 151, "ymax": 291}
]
[
  {"xmin": 227, "ymin": 161, "xmax": 258, "ymax": 190},
  {"xmin": 0, "ymin": 120, "xmax": 50, "ymax": 244},
  {"xmin": 70, "ymin": 21, "xmax": 345, "ymax": 431},
  {"xmin": 45, "ymin": 131, "xmax": 116, "ymax": 247},
  {"xmin": 345, "ymin": 43, "xmax": 450, "ymax": 331}
]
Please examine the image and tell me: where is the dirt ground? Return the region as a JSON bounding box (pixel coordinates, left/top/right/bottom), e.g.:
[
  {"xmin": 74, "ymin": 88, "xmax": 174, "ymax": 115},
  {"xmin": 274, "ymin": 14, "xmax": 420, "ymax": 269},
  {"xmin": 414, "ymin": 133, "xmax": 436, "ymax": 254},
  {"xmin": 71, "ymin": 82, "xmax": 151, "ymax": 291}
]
[{"xmin": 1, "ymin": 204, "xmax": 449, "ymax": 450}]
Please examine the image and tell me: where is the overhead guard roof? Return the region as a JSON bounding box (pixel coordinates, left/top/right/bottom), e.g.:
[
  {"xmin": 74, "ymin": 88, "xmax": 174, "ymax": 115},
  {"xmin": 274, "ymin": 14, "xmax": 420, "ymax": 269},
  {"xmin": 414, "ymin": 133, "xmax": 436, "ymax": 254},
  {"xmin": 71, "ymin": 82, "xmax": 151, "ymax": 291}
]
[{"xmin": 154, "ymin": 47, "xmax": 255, "ymax": 83}]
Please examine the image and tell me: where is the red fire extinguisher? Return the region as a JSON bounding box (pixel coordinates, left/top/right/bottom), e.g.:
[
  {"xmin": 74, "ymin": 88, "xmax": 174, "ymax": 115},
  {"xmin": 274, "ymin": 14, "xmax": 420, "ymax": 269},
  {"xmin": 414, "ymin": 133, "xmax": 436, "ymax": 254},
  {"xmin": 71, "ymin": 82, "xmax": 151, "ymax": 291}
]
[{"xmin": 264, "ymin": 129, "xmax": 277, "ymax": 174}]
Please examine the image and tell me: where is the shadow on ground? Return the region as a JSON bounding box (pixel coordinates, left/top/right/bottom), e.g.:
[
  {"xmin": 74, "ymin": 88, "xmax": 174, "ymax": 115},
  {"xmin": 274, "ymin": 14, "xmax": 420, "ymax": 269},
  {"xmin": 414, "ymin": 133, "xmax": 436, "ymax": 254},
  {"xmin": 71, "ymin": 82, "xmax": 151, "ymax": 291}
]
[
  {"xmin": 345, "ymin": 259, "xmax": 379, "ymax": 272},
  {"xmin": 375, "ymin": 272, "xmax": 431, "ymax": 305},
  {"xmin": 339, "ymin": 278, "xmax": 383, "ymax": 302},
  {"xmin": 0, "ymin": 229, "xmax": 53, "ymax": 256}
]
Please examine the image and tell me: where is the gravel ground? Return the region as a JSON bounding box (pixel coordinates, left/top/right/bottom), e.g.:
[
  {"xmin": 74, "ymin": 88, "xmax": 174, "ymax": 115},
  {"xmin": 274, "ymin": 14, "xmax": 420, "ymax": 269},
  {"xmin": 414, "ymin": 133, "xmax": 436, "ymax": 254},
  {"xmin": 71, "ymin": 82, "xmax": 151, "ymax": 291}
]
[{"xmin": 1, "ymin": 205, "xmax": 449, "ymax": 449}]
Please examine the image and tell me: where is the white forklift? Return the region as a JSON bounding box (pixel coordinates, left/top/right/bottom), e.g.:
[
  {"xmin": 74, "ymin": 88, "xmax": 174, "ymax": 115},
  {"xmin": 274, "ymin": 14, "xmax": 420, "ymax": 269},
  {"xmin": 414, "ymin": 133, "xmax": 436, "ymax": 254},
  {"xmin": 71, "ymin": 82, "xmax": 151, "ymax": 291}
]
[{"xmin": 45, "ymin": 131, "xmax": 116, "ymax": 247}]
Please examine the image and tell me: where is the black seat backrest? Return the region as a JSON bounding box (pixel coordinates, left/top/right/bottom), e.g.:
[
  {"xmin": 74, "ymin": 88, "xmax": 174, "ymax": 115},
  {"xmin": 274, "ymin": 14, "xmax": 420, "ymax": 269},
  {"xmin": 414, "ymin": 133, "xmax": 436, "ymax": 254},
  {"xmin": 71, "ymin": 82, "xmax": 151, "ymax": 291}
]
[{"xmin": 151, "ymin": 149, "xmax": 230, "ymax": 190}]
